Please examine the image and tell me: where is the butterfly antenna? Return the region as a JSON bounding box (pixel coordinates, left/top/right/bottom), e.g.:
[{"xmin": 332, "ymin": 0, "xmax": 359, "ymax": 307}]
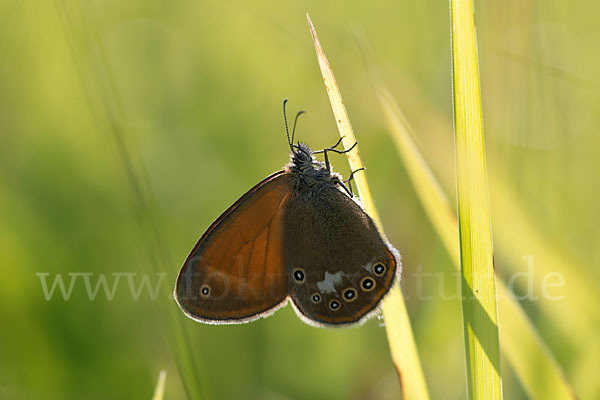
[
  {"xmin": 291, "ymin": 110, "xmax": 306, "ymax": 147},
  {"xmin": 283, "ymin": 98, "xmax": 293, "ymax": 152}
]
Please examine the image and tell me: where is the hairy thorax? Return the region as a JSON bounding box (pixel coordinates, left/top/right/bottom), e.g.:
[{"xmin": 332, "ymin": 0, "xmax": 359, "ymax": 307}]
[{"xmin": 285, "ymin": 143, "xmax": 341, "ymax": 197}]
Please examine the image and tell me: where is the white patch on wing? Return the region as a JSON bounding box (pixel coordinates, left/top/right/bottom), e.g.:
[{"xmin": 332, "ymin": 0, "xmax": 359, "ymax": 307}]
[
  {"xmin": 317, "ymin": 271, "xmax": 343, "ymax": 294},
  {"xmin": 362, "ymin": 261, "xmax": 374, "ymax": 272}
]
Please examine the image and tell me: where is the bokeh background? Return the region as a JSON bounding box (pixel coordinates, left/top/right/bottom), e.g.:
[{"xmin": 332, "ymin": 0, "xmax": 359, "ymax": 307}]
[{"xmin": 1, "ymin": 0, "xmax": 598, "ymax": 399}]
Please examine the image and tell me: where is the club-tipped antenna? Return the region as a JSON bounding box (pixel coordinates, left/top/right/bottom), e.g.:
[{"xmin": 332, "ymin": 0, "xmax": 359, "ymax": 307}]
[
  {"xmin": 283, "ymin": 99, "xmax": 311, "ymax": 158},
  {"xmin": 291, "ymin": 110, "xmax": 306, "ymax": 147},
  {"xmin": 283, "ymin": 98, "xmax": 293, "ymax": 152}
]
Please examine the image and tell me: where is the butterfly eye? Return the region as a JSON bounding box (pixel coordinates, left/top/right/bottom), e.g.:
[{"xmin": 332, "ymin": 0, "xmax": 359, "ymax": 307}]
[
  {"xmin": 342, "ymin": 288, "xmax": 357, "ymax": 302},
  {"xmin": 200, "ymin": 285, "xmax": 211, "ymax": 298},
  {"xmin": 293, "ymin": 268, "xmax": 305, "ymax": 283},
  {"xmin": 311, "ymin": 293, "xmax": 322, "ymax": 303},
  {"xmin": 328, "ymin": 299, "xmax": 341, "ymax": 310},
  {"xmin": 360, "ymin": 277, "xmax": 376, "ymax": 292},
  {"xmin": 372, "ymin": 262, "xmax": 386, "ymax": 276}
]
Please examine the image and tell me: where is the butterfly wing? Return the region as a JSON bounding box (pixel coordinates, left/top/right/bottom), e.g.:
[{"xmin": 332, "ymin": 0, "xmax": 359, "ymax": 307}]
[
  {"xmin": 175, "ymin": 171, "xmax": 294, "ymax": 324},
  {"xmin": 283, "ymin": 185, "xmax": 400, "ymax": 327}
]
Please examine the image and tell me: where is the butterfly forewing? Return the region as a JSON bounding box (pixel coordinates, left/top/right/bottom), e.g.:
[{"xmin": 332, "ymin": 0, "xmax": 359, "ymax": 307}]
[
  {"xmin": 175, "ymin": 172, "xmax": 294, "ymax": 323},
  {"xmin": 283, "ymin": 185, "xmax": 399, "ymax": 326}
]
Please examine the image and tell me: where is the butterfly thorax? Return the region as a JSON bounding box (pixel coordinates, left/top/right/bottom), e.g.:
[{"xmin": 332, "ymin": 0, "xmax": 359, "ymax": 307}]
[{"xmin": 286, "ymin": 143, "xmax": 341, "ymax": 194}]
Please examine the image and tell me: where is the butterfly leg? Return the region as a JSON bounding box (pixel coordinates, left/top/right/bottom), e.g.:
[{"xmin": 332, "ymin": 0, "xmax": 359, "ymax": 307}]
[
  {"xmin": 323, "ymin": 148, "xmax": 332, "ymax": 172},
  {"xmin": 314, "ymin": 141, "xmax": 358, "ymax": 172},
  {"xmin": 336, "ymin": 180, "xmax": 353, "ymax": 197},
  {"xmin": 343, "ymin": 167, "xmax": 365, "ymax": 197},
  {"xmin": 315, "ymin": 140, "xmax": 357, "ymax": 155},
  {"xmin": 327, "ymin": 136, "xmax": 344, "ymax": 150}
]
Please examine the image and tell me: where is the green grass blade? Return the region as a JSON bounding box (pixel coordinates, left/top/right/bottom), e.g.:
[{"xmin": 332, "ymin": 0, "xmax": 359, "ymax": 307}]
[
  {"xmin": 496, "ymin": 285, "xmax": 575, "ymax": 399},
  {"xmin": 450, "ymin": 0, "xmax": 502, "ymax": 396},
  {"xmin": 307, "ymin": 15, "xmax": 430, "ymax": 400},
  {"xmin": 491, "ymin": 175, "xmax": 600, "ymax": 338},
  {"xmin": 152, "ymin": 370, "xmax": 167, "ymax": 400},
  {"xmin": 54, "ymin": 2, "xmax": 210, "ymax": 399},
  {"xmin": 360, "ymin": 36, "xmax": 576, "ymax": 400}
]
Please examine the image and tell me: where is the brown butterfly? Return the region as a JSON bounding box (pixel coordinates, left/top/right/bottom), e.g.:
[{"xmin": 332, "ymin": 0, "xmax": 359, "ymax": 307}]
[{"xmin": 174, "ymin": 100, "xmax": 401, "ymax": 327}]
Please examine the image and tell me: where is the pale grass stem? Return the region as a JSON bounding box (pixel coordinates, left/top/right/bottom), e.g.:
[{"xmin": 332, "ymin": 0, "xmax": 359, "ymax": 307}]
[{"xmin": 307, "ymin": 14, "xmax": 430, "ymax": 400}]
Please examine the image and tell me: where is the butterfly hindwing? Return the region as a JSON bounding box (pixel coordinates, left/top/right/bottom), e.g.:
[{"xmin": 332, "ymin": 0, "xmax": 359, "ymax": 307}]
[
  {"xmin": 283, "ymin": 184, "xmax": 399, "ymax": 327},
  {"xmin": 175, "ymin": 172, "xmax": 294, "ymax": 324}
]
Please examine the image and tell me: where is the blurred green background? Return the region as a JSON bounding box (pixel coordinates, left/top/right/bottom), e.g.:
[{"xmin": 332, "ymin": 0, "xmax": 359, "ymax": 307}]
[{"xmin": 1, "ymin": 0, "xmax": 598, "ymax": 399}]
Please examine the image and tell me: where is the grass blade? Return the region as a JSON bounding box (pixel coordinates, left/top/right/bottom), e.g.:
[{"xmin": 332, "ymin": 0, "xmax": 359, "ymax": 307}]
[
  {"xmin": 450, "ymin": 0, "xmax": 502, "ymax": 396},
  {"xmin": 152, "ymin": 370, "xmax": 167, "ymax": 400},
  {"xmin": 54, "ymin": 2, "xmax": 210, "ymax": 399},
  {"xmin": 307, "ymin": 14, "xmax": 430, "ymax": 400},
  {"xmin": 359, "ymin": 35, "xmax": 576, "ymax": 400},
  {"xmin": 491, "ymin": 175, "xmax": 600, "ymax": 338},
  {"xmin": 378, "ymin": 85, "xmax": 575, "ymax": 400}
]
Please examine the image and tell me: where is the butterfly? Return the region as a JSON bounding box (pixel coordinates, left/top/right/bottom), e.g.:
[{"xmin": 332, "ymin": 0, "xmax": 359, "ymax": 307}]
[{"xmin": 174, "ymin": 100, "xmax": 401, "ymax": 327}]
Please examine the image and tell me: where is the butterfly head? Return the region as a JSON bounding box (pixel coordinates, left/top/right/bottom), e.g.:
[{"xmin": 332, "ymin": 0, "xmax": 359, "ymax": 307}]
[
  {"xmin": 283, "ymin": 99, "xmax": 313, "ymax": 170},
  {"xmin": 290, "ymin": 142, "xmax": 315, "ymax": 169},
  {"xmin": 282, "ymin": 99, "xmax": 338, "ymax": 185},
  {"xmin": 287, "ymin": 142, "xmax": 341, "ymax": 192}
]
